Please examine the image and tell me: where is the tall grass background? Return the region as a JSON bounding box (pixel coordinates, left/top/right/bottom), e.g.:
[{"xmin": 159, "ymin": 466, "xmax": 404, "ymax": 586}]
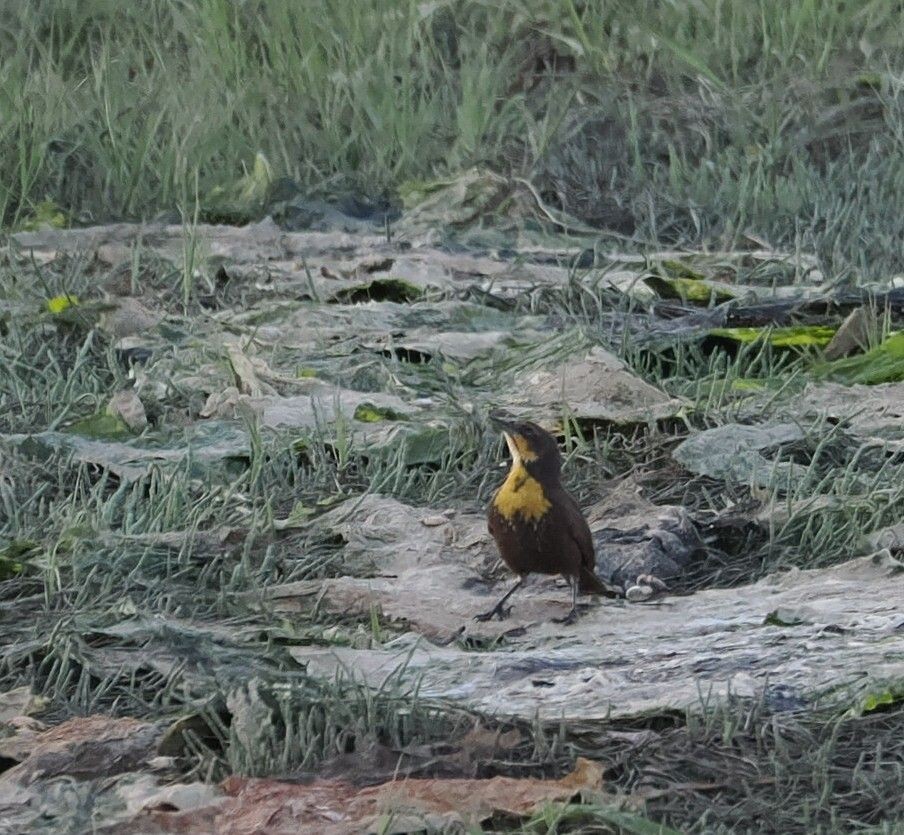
[{"xmin": 2, "ymin": 0, "xmax": 903, "ymax": 276}]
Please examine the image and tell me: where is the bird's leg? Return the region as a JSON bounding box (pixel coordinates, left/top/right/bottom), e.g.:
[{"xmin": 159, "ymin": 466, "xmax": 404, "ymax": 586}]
[
  {"xmin": 474, "ymin": 577, "xmax": 524, "ymax": 622},
  {"xmin": 552, "ymin": 577, "xmax": 579, "ymax": 625}
]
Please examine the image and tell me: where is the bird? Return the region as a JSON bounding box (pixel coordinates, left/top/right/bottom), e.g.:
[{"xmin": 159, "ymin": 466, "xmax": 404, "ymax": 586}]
[{"xmin": 477, "ymin": 413, "xmax": 618, "ymax": 623}]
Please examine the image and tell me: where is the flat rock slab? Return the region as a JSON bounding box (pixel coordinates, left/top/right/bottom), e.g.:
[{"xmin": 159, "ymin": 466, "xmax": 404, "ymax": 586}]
[
  {"xmin": 290, "ymin": 552, "xmax": 904, "ymax": 721},
  {"xmin": 672, "ymin": 422, "xmax": 808, "ymax": 487},
  {"xmin": 10, "ymin": 219, "xmax": 573, "ymax": 299},
  {"xmin": 799, "ymin": 381, "xmax": 904, "ymax": 440},
  {"xmin": 265, "ymin": 494, "xmax": 698, "ymax": 641},
  {"xmin": 503, "ymin": 346, "xmax": 686, "ymax": 425}
]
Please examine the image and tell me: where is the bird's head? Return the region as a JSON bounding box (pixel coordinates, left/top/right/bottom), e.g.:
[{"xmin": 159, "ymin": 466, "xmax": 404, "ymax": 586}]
[{"xmin": 489, "ymin": 413, "xmax": 562, "ymax": 482}]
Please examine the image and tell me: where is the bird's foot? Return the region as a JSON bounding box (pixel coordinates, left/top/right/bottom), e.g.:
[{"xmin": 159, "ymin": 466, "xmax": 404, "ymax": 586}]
[
  {"xmin": 474, "ymin": 604, "xmax": 512, "ymax": 622},
  {"xmin": 552, "ymin": 607, "xmax": 579, "ymax": 625}
]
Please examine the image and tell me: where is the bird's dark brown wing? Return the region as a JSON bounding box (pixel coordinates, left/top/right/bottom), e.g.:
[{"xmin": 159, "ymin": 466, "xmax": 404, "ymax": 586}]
[
  {"xmin": 558, "ymin": 488, "xmax": 619, "ymax": 596},
  {"xmin": 556, "ymin": 489, "xmax": 595, "ymax": 571}
]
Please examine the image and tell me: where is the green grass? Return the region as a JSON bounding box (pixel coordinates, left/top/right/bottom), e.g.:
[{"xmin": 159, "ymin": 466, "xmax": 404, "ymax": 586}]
[
  {"xmin": 2, "ymin": 1, "xmax": 903, "ymax": 277},
  {"xmin": 3, "ymin": 4, "xmax": 904, "ymax": 832}
]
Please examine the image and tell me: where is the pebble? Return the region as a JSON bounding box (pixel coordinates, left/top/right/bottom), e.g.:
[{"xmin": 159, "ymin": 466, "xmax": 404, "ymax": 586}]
[
  {"xmin": 321, "ymin": 625, "xmax": 342, "ymax": 642},
  {"xmin": 636, "ymin": 573, "xmax": 669, "ymax": 592},
  {"xmin": 107, "ymin": 389, "xmax": 147, "ymax": 432},
  {"xmin": 626, "ymin": 584, "xmax": 654, "ymax": 602}
]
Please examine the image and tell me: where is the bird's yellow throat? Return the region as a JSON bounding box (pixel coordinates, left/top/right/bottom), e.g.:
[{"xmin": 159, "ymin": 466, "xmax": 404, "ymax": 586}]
[{"xmin": 493, "ymin": 432, "xmax": 551, "ymax": 522}]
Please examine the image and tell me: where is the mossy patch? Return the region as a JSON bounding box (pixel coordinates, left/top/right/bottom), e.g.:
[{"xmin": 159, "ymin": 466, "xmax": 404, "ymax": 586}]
[
  {"xmin": 46, "ymin": 294, "xmax": 79, "ymax": 314},
  {"xmin": 398, "ymin": 168, "xmax": 508, "ymax": 228},
  {"xmin": 731, "ymin": 378, "xmax": 768, "ymax": 391},
  {"xmin": 353, "ymin": 403, "xmax": 407, "ymax": 423},
  {"xmin": 201, "ymin": 152, "xmax": 273, "ymax": 223},
  {"xmin": 656, "ymin": 259, "xmax": 708, "ymax": 281},
  {"xmin": 708, "ymin": 325, "xmax": 836, "ymax": 348},
  {"xmin": 20, "ymin": 200, "xmax": 68, "ymax": 231},
  {"xmin": 763, "ymin": 607, "xmax": 811, "ymax": 627},
  {"xmin": 0, "ymin": 540, "xmax": 39, "ymax": 579},
  {"xmin": 66, "ymin": 412, "xmax": 132, "ymax": 440},
  {"xmin": 847, "ymin": 681, "xmax": 904, "ymax": 717},
  {"xmin": 816, "ymin": 332, "xmax": 904, "ymax": 384},
  {"xmin": 645, "ymin": 275, "xmax": 735, "ymax": 304}
]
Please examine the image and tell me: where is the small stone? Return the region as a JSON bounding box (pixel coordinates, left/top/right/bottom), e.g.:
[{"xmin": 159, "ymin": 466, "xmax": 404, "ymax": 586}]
[
  {"xmin": 421, "ymin": 515, "xmax": 447, "ymax": 527},
  {"xmin": 636, "ymin": 574, "xmax": 669, "ymax": 592},
  {"xmin": 200, "ymin": 387, "xmax": 245, "ymax": 419},
  {"xmin": 107, "ymin": 389, "xmax": 147, "ymax": 433},
  {"xmin": 321, "ymin": 625, "xmax": 342, "ymax": 642},
  {"xmin": 147, "ymin": 755, "xmax": 178, "ymax": 772},
  {"xmin": 626, "ymin": 584, "xmax": 654, "ymax": 602},
  {"xmin": 823, "ymin": 306, "xmax": 875, "ymax": 361},
  {"xmin": 99, "ymin": 297, "xmax": 162, "ymax": 338}
]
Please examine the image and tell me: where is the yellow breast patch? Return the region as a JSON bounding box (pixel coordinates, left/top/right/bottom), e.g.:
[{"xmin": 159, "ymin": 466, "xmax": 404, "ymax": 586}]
[{"xmin": 492, "ymin": 463, "xmax": 552, "ymax": 523}]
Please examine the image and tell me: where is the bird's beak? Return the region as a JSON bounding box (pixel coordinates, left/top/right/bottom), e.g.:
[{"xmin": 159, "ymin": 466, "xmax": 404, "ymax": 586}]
[
  {"xmin": 490, "ymin": 413, "xmax": 526, "ymax": 463},
  {"xmin": 502, "ymin": 430, "xmax": 521, "ymax": 463}
]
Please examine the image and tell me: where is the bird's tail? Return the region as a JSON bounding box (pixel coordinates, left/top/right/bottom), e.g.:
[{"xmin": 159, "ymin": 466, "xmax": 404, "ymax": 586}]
[{"xmin": 578, "ymin": 566, "xmax": 621, "ymax": 598}]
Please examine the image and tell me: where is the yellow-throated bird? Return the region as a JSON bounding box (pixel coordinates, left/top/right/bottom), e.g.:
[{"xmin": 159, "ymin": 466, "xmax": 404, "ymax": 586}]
[{"xmin": 477, "ymin": 414, "xmax": 618, "ymax": 623}]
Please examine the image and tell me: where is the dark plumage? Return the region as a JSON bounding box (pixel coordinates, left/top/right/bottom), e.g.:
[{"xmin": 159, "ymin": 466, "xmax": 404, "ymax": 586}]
[{"xmin": 476, "ymin": 415, "xmax": 617, "ymax": 623}]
